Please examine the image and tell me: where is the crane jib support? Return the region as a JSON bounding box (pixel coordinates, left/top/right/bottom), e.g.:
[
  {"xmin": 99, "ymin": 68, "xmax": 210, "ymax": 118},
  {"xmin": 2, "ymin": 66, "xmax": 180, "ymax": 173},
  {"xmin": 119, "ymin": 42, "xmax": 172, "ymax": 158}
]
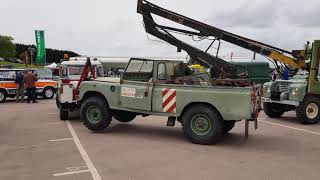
[{"xmin": 137, "ymin": 0, "xmax": 305, "ymax": 72}]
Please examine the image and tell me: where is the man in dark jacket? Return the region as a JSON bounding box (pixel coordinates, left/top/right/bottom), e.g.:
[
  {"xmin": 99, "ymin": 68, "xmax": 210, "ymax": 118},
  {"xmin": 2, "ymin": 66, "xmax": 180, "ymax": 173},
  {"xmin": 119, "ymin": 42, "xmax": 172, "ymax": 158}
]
[
  {"xmin": 15, "ymin": 71, "xmax": 25, "ymax": 102},
  {"xmin": 24, "ymin": 70, "xmax": 38, "ymax": 103}
]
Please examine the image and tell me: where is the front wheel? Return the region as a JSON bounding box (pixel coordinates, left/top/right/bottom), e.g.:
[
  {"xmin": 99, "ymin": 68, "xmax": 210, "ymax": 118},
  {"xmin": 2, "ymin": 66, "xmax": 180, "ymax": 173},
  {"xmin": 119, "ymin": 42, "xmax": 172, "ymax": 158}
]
[
  {"xmin": 0, "ymin": 90, "xmax": 7, "ymax": 103},
  {"xmin": 114, "ymin": 111, "xmax": 136, "ymax": 123},
  {"xmin": 182, "ymin": 105, "xmax": 223, "ymax": 145},
  {"xmin": 296, "ymin": 96, "xmax": 320, "ymax": 124},
  {"xmin": 80, "ymin": 97, "xmax": 112, "ymax": 131},
  {"xmin": 263, "ymin": 102, "xmax": 285, "ymax": 118}
]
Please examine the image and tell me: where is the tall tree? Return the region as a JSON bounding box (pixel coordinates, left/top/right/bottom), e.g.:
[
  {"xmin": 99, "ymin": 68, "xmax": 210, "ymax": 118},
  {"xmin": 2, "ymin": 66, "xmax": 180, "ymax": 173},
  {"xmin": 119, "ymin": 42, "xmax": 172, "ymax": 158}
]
[{"xmin": 0, "ymin": 35, "xmax": 16, "ymax": 58}]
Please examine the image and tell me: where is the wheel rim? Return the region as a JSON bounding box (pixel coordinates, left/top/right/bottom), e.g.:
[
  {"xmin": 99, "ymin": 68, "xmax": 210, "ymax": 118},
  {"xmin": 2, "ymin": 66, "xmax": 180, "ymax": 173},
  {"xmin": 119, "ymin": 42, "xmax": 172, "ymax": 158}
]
[
  {"xmin": 0, "ymin": 92, "xmax": 4, "ymax": 101},
  {"xmin": 45, "ymin": 89, "xmax": 53, "ymax": 98},
  {"xmin": 190, "ymin": 114, "xmax": 211, "ymax": 136},
  {"xmin": 306, "ymin": 103, "xmax": 319, "ymax": 119},
  {"xmin": 86, "ymin": 106, "xmax": 102, "ymax": 124}
]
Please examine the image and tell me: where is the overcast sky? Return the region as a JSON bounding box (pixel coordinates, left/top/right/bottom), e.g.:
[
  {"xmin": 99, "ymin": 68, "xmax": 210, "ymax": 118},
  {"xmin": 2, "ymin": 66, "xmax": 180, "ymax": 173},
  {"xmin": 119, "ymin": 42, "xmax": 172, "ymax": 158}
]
[{"xmin": 1, "ymin": 0, "xmax": 319, "ymax": 59}]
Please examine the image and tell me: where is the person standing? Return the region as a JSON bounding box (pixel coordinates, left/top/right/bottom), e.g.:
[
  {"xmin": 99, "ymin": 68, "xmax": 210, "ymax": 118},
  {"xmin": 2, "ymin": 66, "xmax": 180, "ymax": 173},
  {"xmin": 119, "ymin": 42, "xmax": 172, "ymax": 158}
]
[
  {"xmin": 24, "ymin": 70, "xmax": 38, "ymax": 103},
  {"xmin": 15, "ymin": 71, "xmax": 25, "ymax": 102}
]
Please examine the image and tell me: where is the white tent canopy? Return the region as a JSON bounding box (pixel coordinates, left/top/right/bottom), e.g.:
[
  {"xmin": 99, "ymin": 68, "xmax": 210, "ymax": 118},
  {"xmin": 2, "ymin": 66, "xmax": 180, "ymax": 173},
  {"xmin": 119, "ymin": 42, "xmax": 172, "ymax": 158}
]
[{"xmin": 44, "ymin": 62, "xmax": 57, "ymax": 69}]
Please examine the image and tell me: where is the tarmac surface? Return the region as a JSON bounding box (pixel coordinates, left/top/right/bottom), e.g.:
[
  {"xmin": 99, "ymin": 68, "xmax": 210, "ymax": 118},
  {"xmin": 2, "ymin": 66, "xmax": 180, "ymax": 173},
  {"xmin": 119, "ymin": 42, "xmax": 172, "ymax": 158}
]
[{"xmin": 1, "ymin": 99, "xmax": 320, "ymax": 180}]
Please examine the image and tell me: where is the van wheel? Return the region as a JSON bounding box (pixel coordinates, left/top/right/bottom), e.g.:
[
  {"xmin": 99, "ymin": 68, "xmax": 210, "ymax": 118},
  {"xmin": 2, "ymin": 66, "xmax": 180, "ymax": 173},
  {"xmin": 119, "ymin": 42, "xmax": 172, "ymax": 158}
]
[
  {"xmin": 81, "ymin": 97, "xmax": 112, "ymax": 131},
  {"xmin": 263, "ymin": 102, "xmax": 284, "ymax": 118},
  {"xmin": 43, "ymin": 87, "xmax": 55, "ymax": 99},
  {"xmin": 182, "ymin": 105, "xmax": 223, "ymax": 145},
  {"xmin": 0, "ymin": 90, "xmax": 7, "ymax": 103},
  {"xmin": 60, "ymin": 107, "xmax": 68, "ymax": 121},
  {"xmin": 296, "ymin": 96, "xmax": 320, "ymax": 124}
]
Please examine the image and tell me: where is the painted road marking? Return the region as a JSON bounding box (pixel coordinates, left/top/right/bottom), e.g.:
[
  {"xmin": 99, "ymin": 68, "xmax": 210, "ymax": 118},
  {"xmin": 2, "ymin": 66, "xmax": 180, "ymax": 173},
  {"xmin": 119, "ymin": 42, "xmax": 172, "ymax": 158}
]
[
  {"xmin": 53, "ymin": 169, "xmax": 90, "ymax": 177},
  {"xmin": 49, "ymin": 138, "xmax": 73, "ymax": 142},
  {"xmin": 66, "ymin": 120, "xmax": 102, "ymax": 180},
  {"xmin": 48, "ymin": 122, "xmax": 65, "ymax": 125},
  {"xmin": 259, "ymin": 119, "xmax": 320, "ymax": 135},
  {"xmin": 66, "ymin": 166, "xmax": 87, "ymax": 171}
]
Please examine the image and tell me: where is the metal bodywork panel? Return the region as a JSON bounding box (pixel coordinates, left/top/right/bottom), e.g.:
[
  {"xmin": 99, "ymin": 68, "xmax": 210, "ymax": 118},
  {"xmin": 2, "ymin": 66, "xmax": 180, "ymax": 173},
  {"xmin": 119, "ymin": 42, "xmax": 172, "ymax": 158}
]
[
  {"xmin": 308, "ymin": 40, "xmax": 320, "ymax": 94},
  {"xmin": 79, "ymin": 58, "xmax": 258, "ymax": 122},
  {"xmin": 79, "ymin": 79, "xmax": 253, "ymax": 121}
]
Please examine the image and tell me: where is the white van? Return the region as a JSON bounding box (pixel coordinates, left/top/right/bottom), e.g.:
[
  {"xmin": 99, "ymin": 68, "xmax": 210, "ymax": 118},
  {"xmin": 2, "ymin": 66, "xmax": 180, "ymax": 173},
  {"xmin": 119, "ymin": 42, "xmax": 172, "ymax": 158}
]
[{"xmin": 56, "ymin": 59, "xmax": 104, "ymax": 120}]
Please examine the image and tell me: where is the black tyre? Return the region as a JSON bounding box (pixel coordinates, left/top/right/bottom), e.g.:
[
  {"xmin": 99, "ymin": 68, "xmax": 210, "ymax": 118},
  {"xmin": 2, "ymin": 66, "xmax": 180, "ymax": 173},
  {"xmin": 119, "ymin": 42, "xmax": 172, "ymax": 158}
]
[
  {"xmin": 0, "ymin": 89, "xmax": 6, "ymax": 103},
  {"xmin": 114, "ymin": 111, "xmax": 136, "ymax": 123},
  {"xmin": 60, "ymin": 107, "xmax": 68, "ymax": 121},
  {"xmin": 296, "ymin": 96, "xmax": 320, "ymax": 124},
  {"xmin": 182, "ymin": 105, "xmax": 223, "ymax": 145},
  {"xmin": 263, "ymin": 102, "xmax": 285, "ymax": 118},
  {"xmin": 222, "ymin": 121, "xmax": 235, "ymax": 135},
  {"xmin": 80, "ymin": 97, "xmax": 112, "ymax": 131},
  {"xmin": 43, "ymin": 87, "xmax": 55, "ymax": 99}
]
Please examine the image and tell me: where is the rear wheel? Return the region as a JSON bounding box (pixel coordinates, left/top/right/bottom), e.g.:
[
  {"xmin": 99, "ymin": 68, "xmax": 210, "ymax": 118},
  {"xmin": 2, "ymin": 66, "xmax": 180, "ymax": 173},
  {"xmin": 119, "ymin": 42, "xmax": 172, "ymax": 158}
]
[
  {"xmin": 263, "ymin": 102, "xmax": 285, "ymax": 118},
  {"xmin": 296, "ymin": 96, "xmax": 320, "ymax": 124},
  {"xmin": 0, "ymin": 90, "xmax": 6, "ymax": 103},
  {"xmin": 182, "ymin": 105, "xmax": 223, "ymax": 145},
  {"xmin": 222, "ymin": 121, "xmax": 235, "ymax": 134},
  {"xmin": 43, "ymin": 87, "xmax": 55, "ymax": 99},
  {"xmin": 59, "ymin": 107, "xmax": 68, "ymax": 121},
  {"xmin": 81, "ymin": 97, "xmax": 112, "ymax": 131}
]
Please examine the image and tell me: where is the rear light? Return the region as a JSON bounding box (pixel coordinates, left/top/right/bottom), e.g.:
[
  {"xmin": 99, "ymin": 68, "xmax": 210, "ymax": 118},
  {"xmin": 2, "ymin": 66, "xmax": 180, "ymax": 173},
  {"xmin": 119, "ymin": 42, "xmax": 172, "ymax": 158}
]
[
  {"xmin": 259, "ymin": 85, "xmax": 263, "ymax": 96},
  {"xmin": 61, "ymin": 79, "xmax": 71, "ymax": 84},
  {"xmin": 251, "ymin": 85, "xmax": 259, "ymax": 119}
]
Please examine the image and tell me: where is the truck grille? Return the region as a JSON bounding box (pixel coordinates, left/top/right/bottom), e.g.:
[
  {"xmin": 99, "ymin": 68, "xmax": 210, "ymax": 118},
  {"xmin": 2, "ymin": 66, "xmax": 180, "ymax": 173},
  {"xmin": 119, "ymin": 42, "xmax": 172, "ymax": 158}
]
[{"xmin": 278, "ymin": 82, "xmax": 290, "ymax": 92}]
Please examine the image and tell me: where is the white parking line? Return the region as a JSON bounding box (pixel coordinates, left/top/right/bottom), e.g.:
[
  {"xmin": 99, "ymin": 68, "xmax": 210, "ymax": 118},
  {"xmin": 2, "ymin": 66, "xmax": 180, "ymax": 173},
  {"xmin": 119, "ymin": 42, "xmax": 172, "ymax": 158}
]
[
  {"xmin": 49, "ymin": 138, "xmax": 73, "ymax": 142},
  {"xmin": 48, "ymin": 122, "xmax": 65, "ymax": 125},
  {"xmin": 53, "ymin": 169, "xmax": 90, "ymax": 177},
  {"xmin": 66, "ymin": 120, "xmax": 102, "ymax": 180},
  {"xmin": 259, "ymin": 119, "xmax": 320, "ymax": 135}
]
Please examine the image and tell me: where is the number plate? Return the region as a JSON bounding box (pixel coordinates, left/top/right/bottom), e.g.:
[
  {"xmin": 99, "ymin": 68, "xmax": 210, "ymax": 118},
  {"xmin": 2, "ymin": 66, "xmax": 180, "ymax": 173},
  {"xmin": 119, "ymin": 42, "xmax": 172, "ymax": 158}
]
[{"xmin": 262, "ymin": 97, "xmax": 271, "ymax": 102}]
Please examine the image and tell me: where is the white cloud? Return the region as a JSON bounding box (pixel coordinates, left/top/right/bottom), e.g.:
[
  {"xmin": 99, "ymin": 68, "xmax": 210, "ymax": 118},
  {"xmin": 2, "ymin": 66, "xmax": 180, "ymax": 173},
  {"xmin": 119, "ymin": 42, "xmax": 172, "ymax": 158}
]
[{"xmin": 0, "ymin": 0, "xmax": 319, "ymax": 60}]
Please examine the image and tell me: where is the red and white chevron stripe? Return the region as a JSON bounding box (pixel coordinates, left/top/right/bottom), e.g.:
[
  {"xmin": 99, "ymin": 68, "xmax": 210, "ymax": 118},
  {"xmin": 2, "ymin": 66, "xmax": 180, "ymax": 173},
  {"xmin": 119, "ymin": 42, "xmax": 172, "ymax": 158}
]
[{"xmin": 162, "ymin": 88, "xmax": 176, "ymax": 113}]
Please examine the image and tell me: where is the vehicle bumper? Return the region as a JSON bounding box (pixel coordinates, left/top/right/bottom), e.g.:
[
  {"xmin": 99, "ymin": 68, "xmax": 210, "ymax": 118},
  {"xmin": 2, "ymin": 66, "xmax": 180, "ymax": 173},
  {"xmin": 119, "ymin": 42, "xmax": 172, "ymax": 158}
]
[{"xmin": 262, "ymin": 97, "xmax": 299, "ymax": 106}]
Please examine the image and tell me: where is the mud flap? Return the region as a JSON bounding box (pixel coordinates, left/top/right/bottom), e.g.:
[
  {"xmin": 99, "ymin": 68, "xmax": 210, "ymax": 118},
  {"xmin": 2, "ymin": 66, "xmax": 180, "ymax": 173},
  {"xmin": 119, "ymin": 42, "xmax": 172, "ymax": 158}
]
[
  {"xmin": 167, "ymin": 117, "xmax": 176, "ymax": 127},
  {"xmin": 245, "ymin": 120, "xmax": 249, "ymax": 139},
  {"xmin": 245, "ymin": 119, "xmax": 258, "ymax": 139}
]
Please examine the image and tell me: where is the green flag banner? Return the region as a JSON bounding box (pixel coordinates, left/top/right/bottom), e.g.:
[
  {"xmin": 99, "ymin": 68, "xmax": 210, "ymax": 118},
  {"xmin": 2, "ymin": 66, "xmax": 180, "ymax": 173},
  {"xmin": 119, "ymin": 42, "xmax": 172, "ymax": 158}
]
[{"xmin": 35, "ymin": 30, "xmax": 46, "ymax": 64}]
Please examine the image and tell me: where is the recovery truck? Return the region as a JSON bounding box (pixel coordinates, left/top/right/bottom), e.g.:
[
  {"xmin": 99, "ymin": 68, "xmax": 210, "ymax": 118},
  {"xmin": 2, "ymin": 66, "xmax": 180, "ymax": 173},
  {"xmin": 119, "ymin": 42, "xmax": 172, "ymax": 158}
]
[
  {"xmin": 74, "ymin": 0, "xmax": 264, "ymax": 145},
  {"xmin": 136, "ymin": 0, "xmax": 320, "ymax": 124}
]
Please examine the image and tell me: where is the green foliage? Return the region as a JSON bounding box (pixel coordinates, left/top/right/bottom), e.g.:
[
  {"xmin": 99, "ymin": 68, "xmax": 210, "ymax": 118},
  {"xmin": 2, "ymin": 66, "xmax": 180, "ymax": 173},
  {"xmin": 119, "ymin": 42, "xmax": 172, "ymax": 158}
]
[
  {"xmin": 15, "ymin": 44, "xmax": 79, "ymax": 64},
  {"xmin": 0, "ymin": 61, "xmax": 43, "ymax": 68},
  {"xmin": 0, "ymin": 35, "xmax": 16, "ymax": 58}
]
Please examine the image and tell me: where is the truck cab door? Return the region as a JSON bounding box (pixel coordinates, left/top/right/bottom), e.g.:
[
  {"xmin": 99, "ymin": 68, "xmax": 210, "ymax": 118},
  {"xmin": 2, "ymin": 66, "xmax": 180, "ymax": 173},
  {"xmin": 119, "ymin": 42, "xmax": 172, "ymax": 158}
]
[{"xmin": 119, "ymin": 59, "xmax": 154, "ymax": 111}]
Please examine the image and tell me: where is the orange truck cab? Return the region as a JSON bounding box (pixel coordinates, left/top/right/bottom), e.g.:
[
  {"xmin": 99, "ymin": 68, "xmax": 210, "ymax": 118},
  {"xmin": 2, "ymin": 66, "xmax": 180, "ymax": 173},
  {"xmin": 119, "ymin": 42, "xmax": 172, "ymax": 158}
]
[{"xmin": 0, "ymin": 68, "xmax": 57, "ymax": 103}]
